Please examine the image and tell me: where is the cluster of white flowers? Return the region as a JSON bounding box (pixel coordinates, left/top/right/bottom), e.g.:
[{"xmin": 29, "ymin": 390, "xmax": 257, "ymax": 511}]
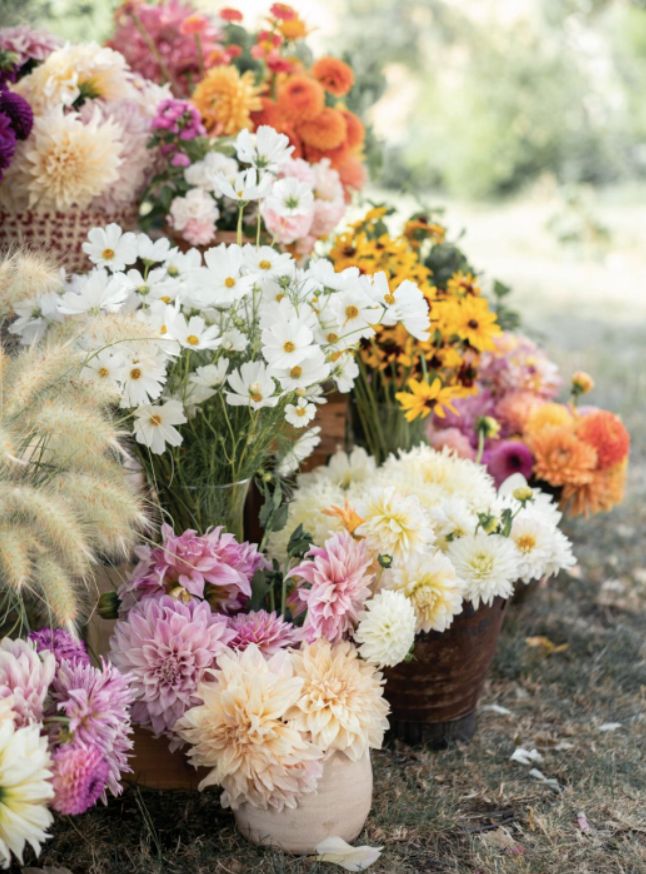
[
  {"xmin": 271, "ymin": 447, "xmax": 575, "ymax": 639},
  {"xmin": 168, "ymin": 125, "xmax": 346, "ymax": 253},
  {"xmin": 9, "ymin": 225, "xmax": 429, "ymax": 462}
]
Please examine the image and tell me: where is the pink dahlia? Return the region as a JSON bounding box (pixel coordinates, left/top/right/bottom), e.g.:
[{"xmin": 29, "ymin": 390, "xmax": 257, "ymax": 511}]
[
  {"xmin": 50, "ymin": 658, "xmax": 135, "ymax": 799},
  {"xmin": 0, "ymin": 25, "xmax": 61, "ymax": 69},
  {"xmin": 229, "ymin": 610, "xmax": 301, "ymax": 656},
  {"xmin": 122, "ymin": 524, "xmax": 267, "ymax": 614},
  {"xmin": 0, "ymin": 637, "xmax": 55, "ymax": 727},
  {"xmin": 109, "ymin": 595, "xmax": 235, "ymax": 739},
  {"xmin": 51, "ymin": 743, "xmax": 110, "ymax": 815},
  {"xmin": 290, "ymin": 532, "xmax": 374, "ymax": 644},
  {"xmin": 427, "ymin": 426, "xmax": 476, "ymax": 460},
  {"xmin": 29, "ymin": 628, "xmax": 91, "ymax": 668}
]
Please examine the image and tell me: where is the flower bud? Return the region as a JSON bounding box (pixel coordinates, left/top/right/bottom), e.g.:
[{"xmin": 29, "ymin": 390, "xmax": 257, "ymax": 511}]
[
  {"xmin": 97, "ymin": 591, "xmax": 120, "ymax": 620},
  {"xmin": 476, "ymin": 416, "xmax": 501, "ymax": 439},
  {"xmin": 512, "ymin": 485, "xmax": 534, "ymax": 504},
  {"xmin": 571, "ymin": 371, "xmax": 594, "ymax": 396}
]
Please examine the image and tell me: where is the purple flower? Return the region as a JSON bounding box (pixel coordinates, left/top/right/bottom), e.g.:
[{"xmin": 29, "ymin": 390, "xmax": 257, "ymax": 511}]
[
  {"xmin": 484, "ymin": 439, "xmax": 534, "ymax": 487},
  {"xmin": 229, "ymin": 610, "xmax": 301, "ymax": 656},
  {"xmin": 0, "ymin": 26, "xmax": 61, "ymax": 68},
  {"xmin": 29, "ymin": 628, "xmax": 91, "ymax": 669},
  {"xmin": 152, "ymin": 98, "xmax": 205, "ymax": 139},
  {"xmin": 50, "ymin": 659, "xmax": 135, "ymax": 800},
  {"xmin": 0, "ymin": 113, "xmax": 17, "ymax": 180},
  {"xmin": 51, "ymin": 743, "xmax": 110, "ymax": 815},
  {"xmin": 109, "ymin": 595, "xmax": 235, "ymax": 740},
  {"xmin": 436, "ymin": 389, "xmax": 496, "ymax": 445},
  {"xmin": 171, "ymin": 151, "xmax": 190, "ymax": 167},
  {"xmin": 0, "ymin": 89, "xmax": 33, "ymax": 140}
]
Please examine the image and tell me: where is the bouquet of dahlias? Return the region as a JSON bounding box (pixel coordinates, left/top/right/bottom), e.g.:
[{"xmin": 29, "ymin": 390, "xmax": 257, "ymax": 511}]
[
  {"xmin": 269, "ymin": 445, "xmax": 575, "ymax": 642},
  {"xmin": 142, "ymin": 110, "xmax": 347, "ymax": 254},
  {"xmin": 5, "ymin": 214, "xmax": 429, "ymax": 534},
  {"xmin": 0, "ymin": 28, "xmax": 168, "ymax": 272},
  {"xmin": 106, "ymin": 523, "xmax": 389, "ymax": 813},
  {"xmin": 0, "ymin": 631, "xmax": 133, "ymax": 869},
  {"xmin": 428, "ymin": 334, "xmax": 630, "ymax": 517},
  {"xmin": 328, "ymin": 206, "xmax": 502, "ymax": 462}
]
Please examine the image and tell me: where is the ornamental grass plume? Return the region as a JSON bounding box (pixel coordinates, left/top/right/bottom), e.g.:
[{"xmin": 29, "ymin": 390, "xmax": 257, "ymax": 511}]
[{"xmin": 0, "ymin": 284, "xmax": 147, "ymax": 628}]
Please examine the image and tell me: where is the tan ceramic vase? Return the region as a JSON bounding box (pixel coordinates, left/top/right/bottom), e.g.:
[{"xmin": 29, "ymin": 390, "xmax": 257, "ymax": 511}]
[{"xmin": 234, "ymin": 750, "xmax": 373, "ymax": 854}]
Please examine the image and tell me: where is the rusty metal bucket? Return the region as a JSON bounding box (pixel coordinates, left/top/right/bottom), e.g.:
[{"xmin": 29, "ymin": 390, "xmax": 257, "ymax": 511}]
[
  {"xmin": 127, "ymin": 726, "xmax": 207, "ymax": 791},
  {"xmin": 384, "ymin": 597, "xmax": 507, "ymax": 747}
]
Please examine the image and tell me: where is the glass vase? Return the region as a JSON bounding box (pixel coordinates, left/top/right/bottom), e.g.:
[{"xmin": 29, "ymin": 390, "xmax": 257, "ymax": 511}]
[
  {"xmin": 154, "ymin": 478, "xmax": 252, "ymax": 540},
  {"xmin": 349, "ymin": 398, "xmax": 426, "ymax": 463}
]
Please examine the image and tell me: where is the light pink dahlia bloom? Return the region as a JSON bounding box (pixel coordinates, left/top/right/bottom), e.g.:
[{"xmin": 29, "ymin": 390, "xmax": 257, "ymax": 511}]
[
  {"xmin": 229, "ymin": 610, "xmax": 301, "ymax": 656},
  {"xmin": 290, "ymin": 532, "xmax": 374, "ymax": 644},
  {"xmin": 109, "ymin": 595, "xmax": 235, "ymax": 740},
  {"xmin": 50, "ymin": 658, "xmax": 135, "ymax": 800},
  {"xmin": 51, "ymin": 742, "xmax": 110, "ymax": 815},
  {"xmin": 0, "ymin": 638, "xmax": 55, "ymax": 727}
]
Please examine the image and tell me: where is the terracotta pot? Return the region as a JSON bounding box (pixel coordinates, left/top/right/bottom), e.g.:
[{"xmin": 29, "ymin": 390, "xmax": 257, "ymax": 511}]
[
  {"xmin": 302, "ymin": 391, "xmax": 349, "ymax": 472},
  {"xmin": 384, "ymin": 597, "xmax": 507, "ymax": 747},
  {"xmin": 0, "ymin": 204, "xmax": 139, "ymax": 274},
  {"xmin": 127, "ymin": 726, "xmax": 208, "ymax": 791},
  {"xmin": 234, "ymin": 751, "xmax": 372, "ymax": 854}
]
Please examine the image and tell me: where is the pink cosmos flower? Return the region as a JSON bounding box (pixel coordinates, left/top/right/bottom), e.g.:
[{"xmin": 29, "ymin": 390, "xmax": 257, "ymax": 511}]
[
  {"xmin": 50, "ymin": 658, "xmax": 135, "ymax": 800},
  {"xmin": 290, "ymin": 532, "xmax": 374, "ymax": 644},
  {"xmin": 0, "ymin": 638, "xmax": 55, "ymax": 727},
  {"xmin": 427, "ymin": 426, "xmax": 476, "ymax": 460},
  {"xmin": 51, "ymin": 743, "xmax": 110, "ymax": 815},
  {"xmin": 229, "ymin": 610, "xmax": 301, "ymax": 656},
  {"xmin": 121, "ymin": 524, "xmax": 267, "ymax": 614},
  {"xmin": 109, "ymin": 595, "xmax": 235, "ymax": 740}
]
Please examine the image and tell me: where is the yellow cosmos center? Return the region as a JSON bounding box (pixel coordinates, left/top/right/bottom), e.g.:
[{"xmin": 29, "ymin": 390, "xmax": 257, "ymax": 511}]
[
  {"xmin": 187, "ymin": 335, "xmax": 200, "ymax": 346},
  {"xmin": 160, "ymin": 325, "xmax": 168, "ymax": 335},
  {"xmin": 102, "ymin": 247, "xmax": 115, "ymax": 260},
  {"xmin": 326, "ymin": 332, "xmax": 339, "ymax": 343},
  {"xmin": 249, "ymin": 386, "xmax": 263, "ymax": 402},
  {"xmin": 160, "ymin": 296, "xmax": 172, "ymax": 304},
  {"xmin": 296, "ymin": 407, "xmax": 306, "ymax": 417},
  {"xmin": 345, "ymin": 305, "xmax": 359, "ymax": 320},
  {"xmin": 149, "ymin": 414, "xmax": 162, "ymax": 426},
  {"xmin": 130, "ymin": 368, "xmax": 142, "ymax": 380},
  {"xmin": 384, "ymin": 292, "xmax": 395, "ymax": 305},
  {"xmin": 98, "ymin": 366, "xmax": 109, "ymax": 378},
  {"xmin": 259, "ymin": 259, "xmax": 272, "ymax": 270},
  {"xmin": 290, "ymin": 365, "xmax": 303, "ymax": 378},
  {"xmin": 283, "ymin": 341, "xmax": 296, "ymax": 353},
  {"xmin": 224, "ymin": 276, "xmax": 236, "ymax": 288}
]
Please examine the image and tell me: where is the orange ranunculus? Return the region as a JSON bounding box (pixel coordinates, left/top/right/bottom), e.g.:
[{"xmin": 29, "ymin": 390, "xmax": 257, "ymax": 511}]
[
  {"xmin": 576, "ymin": 409, "xmax": 630, "ymax": 470},
  {"xmin": 339, "ymin": 109, "xmax": 364, "ymax": 150},
  {"xmin": 311, "ymin": 56, "xmax": 355, "ymax": 96},
  {"xmin": 277, "ymin": 75, "xmax": 325, "ymax": 121},
  {"xmin": 561, "ymin": 460, "xmax": 627, "ymax": 516},
  {"xmin": 528, "ymin": 425, "xmax": 597, "ymax": 488},
  {"xmin": 298, "ymin": 107, "xmax": 347, "ymax": 150}
]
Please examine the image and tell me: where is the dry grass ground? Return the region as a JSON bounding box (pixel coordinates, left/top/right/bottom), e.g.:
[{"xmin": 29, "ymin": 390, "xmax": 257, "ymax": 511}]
[{"xmin": 22, "ymin": 189, "xmax": 646, "ymax": 874}]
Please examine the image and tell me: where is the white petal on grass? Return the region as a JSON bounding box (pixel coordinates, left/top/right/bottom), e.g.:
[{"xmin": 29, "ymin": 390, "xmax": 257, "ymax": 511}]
[
  {"xmin": 510, "ymin": 747, "xmax": 543, "ymax": 766},
  {"xmin": 529, "ymin": 768, "xmax": 562, "ymax": 792},
  {"xmin": 598, "ymin": 722, "xmax": 622, "ymax": 732},
  {"xmin": 314, "ymin": 836, "xmax": 383, "ymax": 871}
]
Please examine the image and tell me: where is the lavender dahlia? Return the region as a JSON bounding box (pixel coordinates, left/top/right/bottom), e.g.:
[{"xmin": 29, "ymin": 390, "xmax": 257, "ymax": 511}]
[
  {"xmin": 51, "ymin": 743, "xmax": 110, "ymax": 815},
  {"xmin": 229, "ymin": 610, "xmax": 301, "ymax": 656},
  {"xmin": 29, "ymin": 628, "xmax": 90, "ymax": 669}
]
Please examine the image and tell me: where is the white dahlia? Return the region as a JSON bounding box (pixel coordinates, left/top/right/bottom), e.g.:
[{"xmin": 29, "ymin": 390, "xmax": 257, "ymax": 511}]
[
  {"xmin": 384, "ymin": 552, "xmax": 466, "ymax": 633},
  {"xmin": 354, "ymin": 590, "xmax": 416, "ymax": 668},
  {"xmin": 355, "ymin": 486, "xmax": 433, "ymax": 561},
  {"xmin": 448, "ymin": 531, "xmax": 518, "ymax": 608}
]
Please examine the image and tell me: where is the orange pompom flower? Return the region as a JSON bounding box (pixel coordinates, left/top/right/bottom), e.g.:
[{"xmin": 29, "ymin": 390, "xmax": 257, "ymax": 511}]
[
  {"xmin": 339, "ymin": 109, "xmax": 365, "ymax": 150},
  {"xmin": 277, "ymin": 75, "xmax": 325, "ymax": 121},
  {"xmin": 561, "ymin": 460, "xmax": 627, "ymax": 517},
  {"xmin": 525, "ymin": 402, "xmax": 574, "ymax": 439},
  {"xmin": 312, "ymin": 56, "xmax": 355, "ymax": 97},
  {"xmin": 529, "ymin": 425, "xmax": 597, "ymax": 487},
  {"xmin": 193, "ymin": 66, "xmax": 262, "ymax": 135},
  {"xmin": 576, "ymin": 410, "xmax": 630, "ymax": 470},
  {"xmin": 219, "ymin": 7, "xmax": 243, "ymax": 22},
  {"xmin": 298, "ymin": 107, "xmax": 348, "ymax": 150},
  {"xmin": 336, "ymin": 154, "xmax": 367, "ymax": 193}
]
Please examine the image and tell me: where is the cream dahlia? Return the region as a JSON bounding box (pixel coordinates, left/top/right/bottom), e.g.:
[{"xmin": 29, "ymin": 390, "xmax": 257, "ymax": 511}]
[
  {"xmin": 288, "ymin": 639, "xmax": 389, "ymax": 761},
  {"xmin": 354, "ymin": 590, "xmax": 416, "ymax": 668},
  {"xmin": 355, "ymin": 486, "xmax": 433, "ymax": 561},
  {"xmin": 176, "ymin": 646, "xmax": 323, "ymax": 811},
  {"xmin": 0, "ymin": 638, "xmax": 55, "ymax": 728},
  {"xmin": 448, "ymin": 531, "xmax": 518, "ymax": 608},
  {"xmin": 384, "ymin": 552, "xmax": 466, "ymax": 633}
]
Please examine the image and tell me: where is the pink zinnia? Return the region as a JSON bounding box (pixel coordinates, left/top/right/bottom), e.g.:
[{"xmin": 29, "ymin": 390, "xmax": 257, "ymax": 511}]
[
  {"xmin": 229, "ymin": 610, "xmax": 301, "ymax": 656},
  {"xmin": 290, "ymin": 532, "xmax": 374, "ymax": 644},
  {"xmin": 0, "ymin": 638, "xmax": 55, "ymax": 727},
  {"xmin": 109, "ymin": 595, "xmax": 235, "ymax": 739},
  {"xmin": 51, "ymin": 743, "xmax": 110, "ymax": 815},
  {"xmin": 50, "ymin": 658, "xmax": 135, "ymax": 800}
]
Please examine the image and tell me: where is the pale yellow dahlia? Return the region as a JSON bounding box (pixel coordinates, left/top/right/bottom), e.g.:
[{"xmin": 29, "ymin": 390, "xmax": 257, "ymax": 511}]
[
  {"xmin": 22, "ymin": 110, "xmax": 123, "ymax": 211},
  {"xmin": 192, "ymin": 66, "xmax": 262, "ymax": 136},
  {"xmin": 175, "ymin": 646, "xmax": 323, "ymax": 811},
  {"xmin": 288, "ymin": 639, "xmax": 390, "ymax": 761},
  {"xmin": 384, "ymin": 551, "xmax": 465, "ymax": 633}
]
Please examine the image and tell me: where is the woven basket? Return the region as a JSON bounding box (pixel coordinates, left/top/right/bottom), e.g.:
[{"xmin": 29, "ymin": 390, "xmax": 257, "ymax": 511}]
[{"xmin": 0, "ymin": 205, "xmax": 139, "ymax": 274}]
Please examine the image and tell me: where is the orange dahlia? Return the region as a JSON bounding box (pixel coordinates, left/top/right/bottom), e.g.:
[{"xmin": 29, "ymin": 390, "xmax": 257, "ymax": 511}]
[
  {"xmin": 561, "ymin": 460, "xmax": 627, "ymax": 516},
  {"xmin": 192, "ymin": 66, "xmax": 262, "ymax": 135},
  {"xmin": 576, "ymin": 410, "xmax": 630, "ymax": 470},
  {"xmin": 311, "ymin": 56, "xmax": 355, "ymax": 97},
  {"xmin": 339, "ymin": 109, "xmax": 365, "ymax": 150},
  {"xmin": 525, "ymin": 402, "xmax": 574, "ymax": 439},
  {"xmin": 529, "ymin": 425, "xmax": 597, "ymax": 487},
  {"xmin": 298, "ymin": 107, "xmax": 347, "ymax": 150},
  {"xmin": 251, "ymin": 98, "xmax": 303, "ymax": 155},
  {"xmin": 277, "ymin": 75, "xmax": 325, "ymax": 121},
  {"xmin": 336, "ymin": 154, "xmax": 367, "ymax": 192}
]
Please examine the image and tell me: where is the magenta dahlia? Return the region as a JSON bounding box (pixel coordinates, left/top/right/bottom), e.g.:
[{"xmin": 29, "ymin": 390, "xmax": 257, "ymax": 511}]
[
  {"xmin": 51, "ymin": 742, "xmax": 110, "ymax": 815},
  {"xmin": 229, "ymin": 610, "xmax": 301, "ymax": 656},
  {"xmin": 29, "ymin": 628, "xmax": 90, "ymax": 669},
  {"xmin": 109, "ymin": 595, "xmax": 235, "ymax": 739}
]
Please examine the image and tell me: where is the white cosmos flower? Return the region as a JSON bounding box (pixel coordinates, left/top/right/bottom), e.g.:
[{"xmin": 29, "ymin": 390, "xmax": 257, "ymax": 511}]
[
  {"xmin": 241, "ymin": 243, "xmax": 294, "ymax": 276},
  {"xmin": 371, "ymin": 274, "xmax": 430, "ymax": 341},
  {"xmin": 235, "ymin": 125, "xmax": 293, "ymax": 170},
  {"xmin": 216, "ymin": 167, "xmax": 272, "ymax": 202},
  {"xmin": 58, "ymin": 269, "xmax": 130, "ymax": 315},
  {"xmin": 384, "ymin": 552, "xmax": 465, "ymax": 633},
  {"xmin": 262, "ymin": 176, "xmax": 314, "ymax": 216},
  {"xmin": 186, "ymin": 360, "xmax": 229, "ymax": 405},
  {"xmin": 133, "ymin": 399, "xmax": 187, "ymax": 454},
  {"xmin": 272, "ymin": 347, "xmax": 330, "ymax": 391},
  {"xmin": 136, "ymin": 234, "xmax": 172, "ymax": 263},
  {"xmin": 355, "ymin": 487, "xmax": 433, "ymax": 561},
  {"xmin": 185, "ymin": 151, "xmax": 239, "ymax": 193},
  {"xmin": 284, "ymin": 397, "xmax": 316, "ymax": 428},
  {"xmin": 164, "ymin": 247, "xmax": 202, "ymax": 279},
  {"xmin": 138, "ymin": 301, "xmax": 181, "ymax": 353},
  {"xmin": 169, "ymin": 312, "xmax": 221, "ymax": 351},
  {"xmin": 126, "ymin": 267, "xmax": 178, "ymax": 304},
  {"xmin": 329, "ymin": 281, "xmax": 381, "ymax": 341},
  {"xmin": 120, "ymin": 353, "xmax": 167, "ymax": 408},
  {"xmin": 354, "ymin": 589, "xmax": 416, "ymax": 668},
  {"xmin": 191, "ymin": 244, "xmax": 255, "ymax": 307},
  {"xmin": 331, "ymin": 353, "xmax": 359, "ymax": 393},
  {"xmin": 8, "ymin": 293, "xmax": 61, "ymax": 345},
  {"xmin": 325, "ymin": 447, "xmax": 377, "ymax": 490},
  {"xmin": 306, "ymin": 259, "xmax": 361, "ymax": 292},
  {"xmin": 0, "ymin": 718, "xmax": 54, "ymax": 869},
  {"xmin": 82, "ymin": 348, "xmax": 127, "ymax": 394},
  {"xmin": 220, "ymin": 327, "xmax": 248, "ymax": 353},
  {"xmin": 226, "ymin": 361, "xmax": 279, "ymax": 410},
  {"xmin": 448, "ymin": 531, "xmax": 518, "ymax": 608},
  {"xmin": 276, "ymin": 426, "xmax": 321, "ymax": 476},
  {"xmin": 262, "ymin": 318, "xmax": 315, "ymax": 369},
  {"xmin": 82, "ymin": 223, "xmax": 138, "ymax": 271}
]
